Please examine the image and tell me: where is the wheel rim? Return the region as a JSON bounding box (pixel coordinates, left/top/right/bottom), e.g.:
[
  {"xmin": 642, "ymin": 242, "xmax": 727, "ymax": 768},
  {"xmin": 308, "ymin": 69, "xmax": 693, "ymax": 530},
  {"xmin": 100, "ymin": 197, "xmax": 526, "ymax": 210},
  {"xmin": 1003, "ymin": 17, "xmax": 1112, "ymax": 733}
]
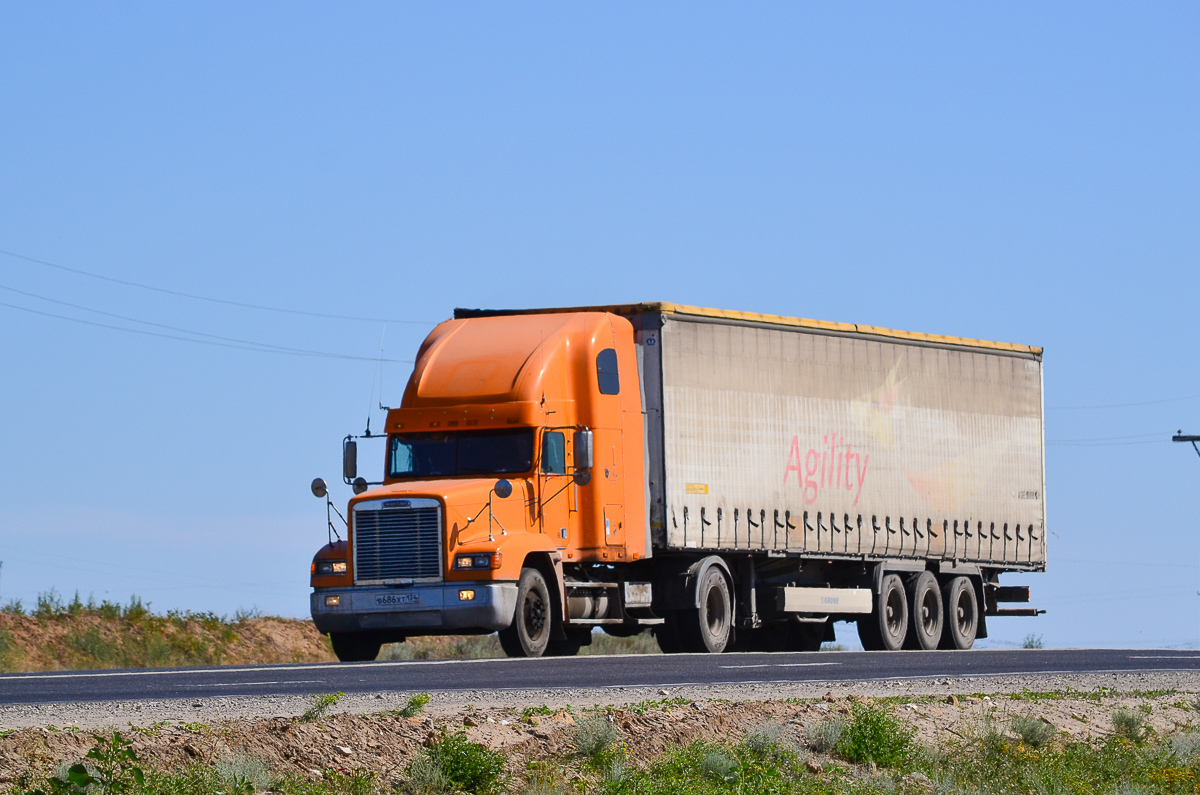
[
  {"xmin": 705, "ymin": 581, "xmax": 727, "ymax": 636},
  {"xmin": 524, "ymin": 592, "xmax": 547, "ymax": 639},
  {"xmin": 955, "ymin": 589, "xmax": 973, "ymax": 636},
  {"xmin": 920, "ymin": 589, "xmax": 939, "ymax": 636},
  {"xmin": 885, "ymin": 587, "xmax": 904, "ymax": 636}
]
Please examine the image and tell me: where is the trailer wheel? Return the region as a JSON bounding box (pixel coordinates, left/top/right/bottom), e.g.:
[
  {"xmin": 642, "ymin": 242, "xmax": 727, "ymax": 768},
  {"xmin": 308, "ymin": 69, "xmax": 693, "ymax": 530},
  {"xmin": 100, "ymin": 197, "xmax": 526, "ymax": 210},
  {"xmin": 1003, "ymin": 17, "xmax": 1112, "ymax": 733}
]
[
  {"xmin": 903, "ymin": 571, "xmax": 943, "ymax": 650},
  {"xmin": 857, "ymin": 573, "xmax": 908, "ymax": 651},
  {"xmin": 329, "ymin": 632, "xmax": 382, "ymax": 662},
  {"xmin": 939, "ymin": 576, "xmax": 978, "ymax": 650},
  {"xmin": 678, "ymin": 566, "xmax": 733, "ymax": 653},
  {"xmin": 498, "ymin": 567, "xmax": 553, "ymax": 658}
]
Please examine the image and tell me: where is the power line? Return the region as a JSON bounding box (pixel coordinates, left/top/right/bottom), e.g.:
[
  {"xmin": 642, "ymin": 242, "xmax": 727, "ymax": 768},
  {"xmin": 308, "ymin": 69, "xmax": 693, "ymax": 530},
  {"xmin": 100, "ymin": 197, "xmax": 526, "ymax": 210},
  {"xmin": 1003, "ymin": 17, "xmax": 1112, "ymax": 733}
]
[
  {"xmin": 1046, "ymin": 432, "xmax": 1171, "ymax": 444},
  {"xmin": 0, "ymin": 299, "xmax": 411, "ymax": 363},
  {"xmin": 0, "ymin": 247, "xmax": 435, "ymax": 325},
  {"xmin": 1048, "ymin": 394, "xmax": 1200, "ymax": 410},
  {"xmin": 1047, "ymin": 439, "xmax": 1171, "ymax": 447},
  {"xmin": 0, "ymin": 281, "xmax": 395, "ymax": 358}
]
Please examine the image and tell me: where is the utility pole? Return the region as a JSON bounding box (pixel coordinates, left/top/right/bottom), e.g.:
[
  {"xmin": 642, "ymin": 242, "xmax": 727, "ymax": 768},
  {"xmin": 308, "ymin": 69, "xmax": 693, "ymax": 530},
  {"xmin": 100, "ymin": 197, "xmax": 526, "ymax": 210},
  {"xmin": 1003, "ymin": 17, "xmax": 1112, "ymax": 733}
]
[
  {"xmin": 1178, "ymin": 433, "xmax": 1200, "ymax": 647},
  {"xmin": 1175, "ymin": 431, "xmax": 1200, "ymax": 460}
]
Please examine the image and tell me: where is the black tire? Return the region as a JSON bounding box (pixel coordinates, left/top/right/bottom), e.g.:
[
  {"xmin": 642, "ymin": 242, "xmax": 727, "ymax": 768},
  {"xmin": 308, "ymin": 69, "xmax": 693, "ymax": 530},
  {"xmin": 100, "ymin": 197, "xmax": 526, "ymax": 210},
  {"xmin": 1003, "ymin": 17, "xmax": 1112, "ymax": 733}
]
[
  {"xmin": 857, "ymin": 573, "xmax": 908, "ymax": 651},
  {"xmin": 677, "ymin": 566, "xmax": 733, "ymax": 653},
  {"xmin": 499, "ymin": 567, "xmax": 554, "ymax": 658},
  {"xmin": 939, "ymin": 576, "xmax": 978, "ymax": 650},
  {"xmin": 904, "ymin": 571, "xmax": 943, "ymax": 650},
  {"xmin": 329, "ymin": 632, "xmax": 382, "ymax": 662}
]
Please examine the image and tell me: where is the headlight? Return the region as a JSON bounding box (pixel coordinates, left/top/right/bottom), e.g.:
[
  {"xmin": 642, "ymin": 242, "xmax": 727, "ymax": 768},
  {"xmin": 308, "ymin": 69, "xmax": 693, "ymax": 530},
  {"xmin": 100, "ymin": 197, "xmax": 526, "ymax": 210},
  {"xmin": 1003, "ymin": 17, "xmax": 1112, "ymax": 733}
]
[
  {"xmin": 453, "ymin": 552, "xmax": 501, "ymax": 570},
  {"xmin": 314, "ymin": 560, "xmax": 348, "ymax": 576}
]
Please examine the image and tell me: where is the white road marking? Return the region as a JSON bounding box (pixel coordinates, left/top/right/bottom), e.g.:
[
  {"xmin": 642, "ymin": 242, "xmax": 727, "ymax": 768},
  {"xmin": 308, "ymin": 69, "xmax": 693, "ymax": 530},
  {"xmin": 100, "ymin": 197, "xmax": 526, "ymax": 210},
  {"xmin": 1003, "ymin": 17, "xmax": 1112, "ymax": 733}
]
[
  {"xmin": 718, "ymin": 663, "xmax": 838, "ymax": 669},
  {"xmin": 181, "ymin": 680, "xmax": 322, "ymax": 688}
]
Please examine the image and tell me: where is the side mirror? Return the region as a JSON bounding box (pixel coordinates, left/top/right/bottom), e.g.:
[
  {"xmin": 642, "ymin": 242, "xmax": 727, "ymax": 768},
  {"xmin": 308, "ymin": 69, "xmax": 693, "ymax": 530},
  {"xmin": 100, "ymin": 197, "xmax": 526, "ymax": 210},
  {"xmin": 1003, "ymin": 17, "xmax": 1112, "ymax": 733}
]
[
  {"xmin": 343, "ymin": 440, "xmax": 358, "ymax": 481},
  {"xmin": 493, "ymin": 479, "xmax": 513, "ymax": 499},
  {"xmin": 573, "ymin": 429, "xmax": 593, "ymax": 471},
  {"xmin": 311, "ymin": 478, "xmax": 328, "ymax": 498},
  {"xmin": 353, "ymin": 477, "xmax": 369, "ymax": 495},
  {"xmin": 572, "ymin": 470, "xmax": 591, "ymax": 486}
]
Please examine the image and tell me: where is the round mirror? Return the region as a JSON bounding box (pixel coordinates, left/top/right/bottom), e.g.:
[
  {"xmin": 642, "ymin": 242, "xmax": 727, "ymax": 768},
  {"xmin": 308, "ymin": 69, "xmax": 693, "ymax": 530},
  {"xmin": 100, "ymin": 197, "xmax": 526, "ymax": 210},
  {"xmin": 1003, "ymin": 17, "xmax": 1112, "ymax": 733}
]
[
  {"xmin": 311, "ymin": 478, "xmax": 328, "ymax": 498},
  {"xmin": 572, "ymin": 470, "xmax": 592, "ymax": 486},
  {"xmin": 493, "ymin": 479, "xmax": 513, "ymax": 499},
  {"xmin": 352, "ymin": 477, "xmax": 369, "ymax": 495}
]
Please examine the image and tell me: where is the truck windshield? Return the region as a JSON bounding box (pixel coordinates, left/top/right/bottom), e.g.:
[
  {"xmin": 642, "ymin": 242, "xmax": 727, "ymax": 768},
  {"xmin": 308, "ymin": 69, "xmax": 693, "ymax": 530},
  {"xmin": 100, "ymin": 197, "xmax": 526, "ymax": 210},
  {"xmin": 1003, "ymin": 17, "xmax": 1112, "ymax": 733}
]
[{"xmin": 388, "ymin": 429, "xmax": 534, "ymax": 478}]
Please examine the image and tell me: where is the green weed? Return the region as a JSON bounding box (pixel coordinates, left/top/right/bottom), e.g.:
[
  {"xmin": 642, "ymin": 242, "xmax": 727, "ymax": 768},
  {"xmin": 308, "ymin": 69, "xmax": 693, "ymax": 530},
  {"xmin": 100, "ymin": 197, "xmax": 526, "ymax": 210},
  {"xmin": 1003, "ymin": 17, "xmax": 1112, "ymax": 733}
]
[
  {"xmin": 624, "ymin": 696, "xmax": 691, "ymax": 715},
  {"xmin": 400, "ymin": 730, "xmax": 507, "ymax": 795},
  {"xmin": 395, "ymin": 692, "xmax": 431, "ymax": 718},
  {"xmin": 215, "ymin": 752, "xmax": 275, "ymax": 791},
  {"xmin": 834, "ymin": 701, "xmax": 915, "ymax": 768},
  {"xmin": 299, "ymin": 691, "xmax": 344, "ymax": 723},
  {"xmin": 807, "ymin": 715, "xmax": 846, "ymax": 753},
  {"xmin": 1112, "ymin": 708, "xmax": 1147, "ymax": 742},
  {"xmin": 1011, "ymin": 714, "xmax": 1056, "ymax": 748},
  {"xmin": 573, "ymin": 714, "xmax": 622, "ymax": 763}
]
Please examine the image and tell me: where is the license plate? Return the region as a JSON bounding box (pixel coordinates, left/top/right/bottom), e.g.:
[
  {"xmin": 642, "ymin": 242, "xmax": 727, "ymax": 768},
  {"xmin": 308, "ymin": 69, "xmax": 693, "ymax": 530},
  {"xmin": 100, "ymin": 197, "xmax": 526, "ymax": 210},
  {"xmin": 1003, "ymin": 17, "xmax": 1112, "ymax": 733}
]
[{"xmin": 374, "ymin": 592, "xmax": 421, "ymax": 607}]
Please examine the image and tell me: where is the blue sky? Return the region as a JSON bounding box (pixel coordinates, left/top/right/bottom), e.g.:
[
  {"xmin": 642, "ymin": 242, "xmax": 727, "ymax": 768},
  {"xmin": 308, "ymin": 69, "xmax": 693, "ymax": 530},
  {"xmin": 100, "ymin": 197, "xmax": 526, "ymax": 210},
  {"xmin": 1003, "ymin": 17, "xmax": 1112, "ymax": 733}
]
[{"xmin": 0, "ymin": 4, "xmax": 1196, "ymax": 649}]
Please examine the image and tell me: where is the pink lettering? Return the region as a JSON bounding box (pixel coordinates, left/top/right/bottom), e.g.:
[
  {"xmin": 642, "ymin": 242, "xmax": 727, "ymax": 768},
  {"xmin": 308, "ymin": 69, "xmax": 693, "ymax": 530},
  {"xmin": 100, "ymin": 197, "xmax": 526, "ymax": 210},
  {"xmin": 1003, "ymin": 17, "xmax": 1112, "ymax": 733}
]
[
  {"xmin": 783, "ymin": 436, "xmax": 803, "ymax": 487},
  {"xmin": 804, "ymin": 449, "xmax": 819, "ymax": 504},
  {"xmin": 854, "ymin": 453, "xmax": 870, "ymax": 506}
]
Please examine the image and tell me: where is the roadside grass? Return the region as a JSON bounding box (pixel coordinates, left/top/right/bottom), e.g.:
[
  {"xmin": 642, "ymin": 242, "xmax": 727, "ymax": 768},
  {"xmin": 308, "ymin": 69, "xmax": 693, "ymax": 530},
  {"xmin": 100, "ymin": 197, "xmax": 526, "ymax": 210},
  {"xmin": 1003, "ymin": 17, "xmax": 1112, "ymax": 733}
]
[
  {"xmin": 579, "ymin": 630, "xmax": 661, "ymax": 656},
  {"xmin": 10, "ymin": 704, "xmax": 1200, "ymax": 795},
  {"xmin": 0, "ymin": 591, "xmax": 270, "ymax": 672},
  {"xmin": 379, "ymin": 630, "xmax": 664, "ymax": 661}
]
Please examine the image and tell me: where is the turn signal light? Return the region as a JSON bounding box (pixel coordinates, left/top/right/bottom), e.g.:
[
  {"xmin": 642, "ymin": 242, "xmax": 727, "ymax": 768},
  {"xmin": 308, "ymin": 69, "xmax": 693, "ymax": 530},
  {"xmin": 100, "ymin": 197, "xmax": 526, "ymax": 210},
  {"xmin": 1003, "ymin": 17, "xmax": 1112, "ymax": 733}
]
[{"xmin": 453, "ymin": 552, "xmax": 501, "ymax": 570}]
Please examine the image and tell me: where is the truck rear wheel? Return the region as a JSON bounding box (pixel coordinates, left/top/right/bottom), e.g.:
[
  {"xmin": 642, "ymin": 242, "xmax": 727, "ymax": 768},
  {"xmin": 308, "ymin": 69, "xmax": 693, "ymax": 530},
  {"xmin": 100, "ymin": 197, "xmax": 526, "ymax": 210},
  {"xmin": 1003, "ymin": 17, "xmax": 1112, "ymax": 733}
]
[
  {"xmin": 330, "ymin": 632, "xmax": 382, "ymax": 662},
  {"xmin": 677, "ymin": 566, "xmax": 733, "ymax": 653},
  {"xmin": 498, "ymin": 567, "xmax": 553, "ymax": 658},
  {"xmin": 939, "ymin": 576, "xmax": 978, "ymax": 650},
  {"xmin": 904, "ymin": 571, "xmax": 943, "ymax": 650},
  {"xmin": 857, "ymin": 573, "xmax": 908, "ymax": 651}
]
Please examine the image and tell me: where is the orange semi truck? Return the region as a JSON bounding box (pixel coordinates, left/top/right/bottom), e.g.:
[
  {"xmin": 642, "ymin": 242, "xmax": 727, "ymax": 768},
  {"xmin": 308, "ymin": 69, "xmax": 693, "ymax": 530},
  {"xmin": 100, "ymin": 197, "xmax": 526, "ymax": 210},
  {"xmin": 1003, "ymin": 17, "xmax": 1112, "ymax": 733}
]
[{"xmin": 310, "ymin": 303, "xmax": 1045, "ymax": 661}]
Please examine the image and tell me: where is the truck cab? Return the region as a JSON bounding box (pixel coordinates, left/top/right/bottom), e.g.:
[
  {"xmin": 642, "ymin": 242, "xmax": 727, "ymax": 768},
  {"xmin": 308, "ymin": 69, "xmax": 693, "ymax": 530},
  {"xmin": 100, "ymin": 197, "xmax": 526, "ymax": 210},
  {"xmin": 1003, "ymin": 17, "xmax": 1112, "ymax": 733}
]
[{"xmin": 310, "ymin": 310, "xmax": 648, "ymax": 661}]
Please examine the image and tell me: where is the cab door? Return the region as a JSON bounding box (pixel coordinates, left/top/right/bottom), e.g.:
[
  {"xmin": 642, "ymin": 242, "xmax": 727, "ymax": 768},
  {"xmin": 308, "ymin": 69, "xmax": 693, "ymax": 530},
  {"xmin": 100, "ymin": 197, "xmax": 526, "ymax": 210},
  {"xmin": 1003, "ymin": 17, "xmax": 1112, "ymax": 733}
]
[{"xmin": 538, "ymin": 429, "xmax": 572, "ymax": 547}]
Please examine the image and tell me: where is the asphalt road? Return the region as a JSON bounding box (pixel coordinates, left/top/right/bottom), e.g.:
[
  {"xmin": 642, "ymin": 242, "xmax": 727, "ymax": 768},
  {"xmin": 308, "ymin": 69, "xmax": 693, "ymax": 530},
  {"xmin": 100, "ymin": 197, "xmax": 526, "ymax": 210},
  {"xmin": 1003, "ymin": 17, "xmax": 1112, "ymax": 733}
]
[{"xmin": 2, "ymin": 649, "xmax": 1198, "ymax": 706}]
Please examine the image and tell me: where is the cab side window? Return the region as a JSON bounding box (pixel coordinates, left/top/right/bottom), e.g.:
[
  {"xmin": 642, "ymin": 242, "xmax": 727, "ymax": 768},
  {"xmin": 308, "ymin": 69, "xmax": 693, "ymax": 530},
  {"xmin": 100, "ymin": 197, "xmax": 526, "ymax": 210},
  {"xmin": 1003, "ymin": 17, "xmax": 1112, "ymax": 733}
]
[
  {"xmin": 596, "ymin": 348, "xmax": 620, "ymax": 395},
  {"xmin": 542, "ymin": 431, "xmax": 566, "ymax": 474}
]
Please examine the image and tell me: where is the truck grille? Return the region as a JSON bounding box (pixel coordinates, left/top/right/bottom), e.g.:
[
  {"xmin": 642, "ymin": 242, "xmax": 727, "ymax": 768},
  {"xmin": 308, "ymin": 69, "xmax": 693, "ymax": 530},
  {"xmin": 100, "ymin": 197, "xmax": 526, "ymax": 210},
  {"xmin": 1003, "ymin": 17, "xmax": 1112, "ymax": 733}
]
[{"xmin": 353, "ymin": 498, "xmax": 443, "ymax": 583}]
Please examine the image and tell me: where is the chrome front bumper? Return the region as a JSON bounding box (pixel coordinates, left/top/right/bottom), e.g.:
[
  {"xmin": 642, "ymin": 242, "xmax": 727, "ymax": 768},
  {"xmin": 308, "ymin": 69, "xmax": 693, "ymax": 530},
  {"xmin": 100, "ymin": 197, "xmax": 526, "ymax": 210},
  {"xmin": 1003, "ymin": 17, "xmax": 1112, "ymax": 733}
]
[{"xmin": 310, "ymin": 582, "xmax": 518, "ymax": 635}]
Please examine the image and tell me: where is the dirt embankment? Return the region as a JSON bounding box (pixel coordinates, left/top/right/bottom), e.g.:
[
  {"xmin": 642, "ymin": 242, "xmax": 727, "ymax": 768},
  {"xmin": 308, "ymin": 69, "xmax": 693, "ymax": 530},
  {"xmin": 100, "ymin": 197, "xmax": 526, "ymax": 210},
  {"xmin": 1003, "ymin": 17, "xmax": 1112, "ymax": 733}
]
[
  {"xmin": 1, "ymin": 689, "xmax": 1197, "ymax": 787},
  {"xmin": 0, "ymin": 613, "xmax": 335, "ymax": 672}
]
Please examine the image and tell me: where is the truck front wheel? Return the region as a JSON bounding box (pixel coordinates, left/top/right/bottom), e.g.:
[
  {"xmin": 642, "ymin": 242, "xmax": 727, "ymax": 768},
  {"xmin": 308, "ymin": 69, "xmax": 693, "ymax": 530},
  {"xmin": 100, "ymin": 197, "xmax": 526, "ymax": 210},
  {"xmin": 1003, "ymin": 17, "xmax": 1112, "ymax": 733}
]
[
  {"xmin": 498, "ymin": 567, "xmax": 553, "ymax": 658},
  {"xmin": 330, "ymin": 632, "xmax": 383, "ymax": 662}
]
